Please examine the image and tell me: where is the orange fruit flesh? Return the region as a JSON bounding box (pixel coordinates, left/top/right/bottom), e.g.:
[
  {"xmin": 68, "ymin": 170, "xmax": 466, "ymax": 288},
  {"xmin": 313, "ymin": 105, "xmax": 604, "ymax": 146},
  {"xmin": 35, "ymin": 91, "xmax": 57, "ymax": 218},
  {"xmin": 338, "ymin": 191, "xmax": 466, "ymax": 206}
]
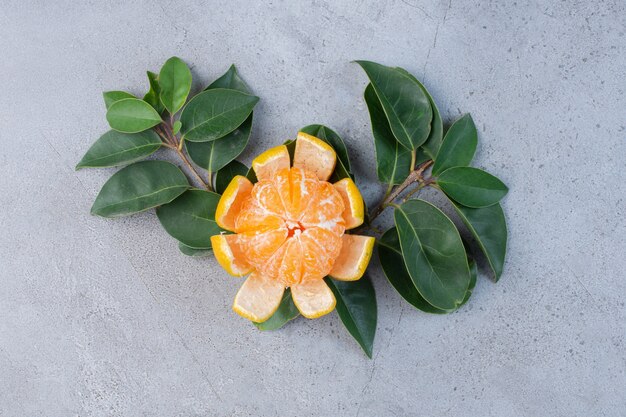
[{"xmin": 329, "ymin": 234, "xmax": 376, "ymax": 281}]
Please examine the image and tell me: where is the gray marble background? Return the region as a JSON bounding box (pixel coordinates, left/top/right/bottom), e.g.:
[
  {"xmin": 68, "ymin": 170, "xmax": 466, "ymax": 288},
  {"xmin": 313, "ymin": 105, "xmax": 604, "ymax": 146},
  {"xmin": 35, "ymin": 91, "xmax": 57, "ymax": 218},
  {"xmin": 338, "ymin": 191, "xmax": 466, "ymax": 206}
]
[{"xmin": 1, "ymin": 0, "xmax": 624, "ymax": 416}]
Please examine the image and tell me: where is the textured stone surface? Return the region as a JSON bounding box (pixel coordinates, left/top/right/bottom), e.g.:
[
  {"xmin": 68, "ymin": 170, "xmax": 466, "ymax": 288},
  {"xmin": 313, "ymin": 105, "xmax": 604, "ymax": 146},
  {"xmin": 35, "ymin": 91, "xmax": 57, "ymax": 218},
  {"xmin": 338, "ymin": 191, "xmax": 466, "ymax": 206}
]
[{"xmin": 1, "ymin": 0, "xmax": 624, "ymax": 416}]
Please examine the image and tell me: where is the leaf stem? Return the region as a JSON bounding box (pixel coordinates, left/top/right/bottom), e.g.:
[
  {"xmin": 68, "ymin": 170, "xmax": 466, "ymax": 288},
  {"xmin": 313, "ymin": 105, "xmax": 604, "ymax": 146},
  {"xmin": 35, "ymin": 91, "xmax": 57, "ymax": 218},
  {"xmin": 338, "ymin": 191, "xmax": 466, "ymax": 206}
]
[{"xmin": 410, "ymin": 149, "xmax": 417, "ymax": 171}]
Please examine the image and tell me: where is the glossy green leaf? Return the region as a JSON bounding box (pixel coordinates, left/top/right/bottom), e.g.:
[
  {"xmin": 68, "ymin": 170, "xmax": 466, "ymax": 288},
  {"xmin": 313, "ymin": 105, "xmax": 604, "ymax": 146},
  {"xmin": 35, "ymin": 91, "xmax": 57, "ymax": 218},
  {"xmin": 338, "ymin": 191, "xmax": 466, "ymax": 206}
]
[
  {"xmin": 91, "ymin": 161, "xmax": 188, "ymax": 217},
  {"xmin": 103, "ymin": 91, "xmax": 135, "ymax": 110},
  {"xmin": 437, "ymin": 166, "xmax": 508, "ymax": 208},
  {"xmin": 179, "ymin": 89, "xmax": 258, "ymax": 142},
  {"xmin": 356, "ymin": 61, "xmax": 432, "ymax": 150},
  {"xmin": 394, "ymin": 199, "xmax": 470, "ymax": 310},
  {"xmin": 378, "ymin": 228, "xmax": 448, "ymax": 314},
  {"xmin": 451, "ymin": 201, "xmax": 507, "ymax": 281},
  {"xmin": 106, "ymin": 98, "xmax": 162, "ymax": 133},
  {"xmin": 254, "ymin": 289, "xmax": 300, "ymax": 331},
  {"xmin": 143, "ymin": 71, "xmax": 164, "ymax": 114},
  {"xmin": 364, "ymin": 84, "xmax": 411, "ymax": 185},
  {"xmin": 460, "ymin": 259, "xmax": 478, "ymax": 306},
  {"xmin": 284, "ymin": 139, "xmax": 296, "ymax": 161},
  {"xmin": 205, "ymin": 64, "xmax": 251, "ymax": 93},
  {"xmin": 185, "ymin": 113, "xmax": 253, "ymax": 172},
  {"xmin": 156, "ymin": 189, "xmax": 222, "ymax": 249},
  {"xmin": 325, "ymin": 276, "xmax": 377, "ymax": 358},
  {"xmin": 158, "ymin": 56, "xmax": 192, "ymax": 114},
  {"xmin": 178, "ymin": 242, "xmax": 212, "ymax": 257},
  {"xmin": 395, "ymin": 68, "xmax": 443, "ymax": 159},
  {"xmin": 172, "ymin": 120, "xmax": 182, "ymax": 135},
  {"xmin": 76, "ymin": 130, "xmax": 161, "ymax": 169},
  {"xmin": 431, "ymin": 114, "xmax": 477, "ymax": 175},
  {"xmin": 300, "ymin": 124, "xmax": 352, "ymax": 175},
  {"xmin": 214, "ymin": 160, "xmax": 249, "ymax": 194}
]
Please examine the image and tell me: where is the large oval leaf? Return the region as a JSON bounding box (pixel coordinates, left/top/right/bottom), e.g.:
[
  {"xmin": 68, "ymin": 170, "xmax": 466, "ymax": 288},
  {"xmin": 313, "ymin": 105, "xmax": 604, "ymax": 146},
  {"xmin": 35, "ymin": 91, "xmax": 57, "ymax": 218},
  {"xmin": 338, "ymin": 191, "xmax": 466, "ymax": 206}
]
[
  {"xmin": 158, "ymin": 56, "xmax": 192, "ymax": 114},
  {"xmin": 180, "ymin": 89, "xmax": 259, "ymax": 142},
  {"xmin": 254, "ymin": 289, "xmax": 300, "ymax": 331},
  {"xmin": 76, "ymin": 130, "xmax": 161, "ymax": 169},
  {"xmin": 156, "ymin": 189, "xmax": 222, "ymax": 249},
  {"xmin": 106, "ymin": 98, "xmax": 162, "ymax": 133},
  {"xmin": 103, "ymin": 91, "xmax": 135, "ymax": 110},
  {"xmin": 394, "ymin": 199, "xmax": 470, "ymax": 310},
  {"xmin": 356, "ymin": 61, "xmax": 432, "ymax": 150},
  {"xmin": 431, "ymin": 114, "xmax": 477, "ymax": 175},
  {"xmin": 214, "ymin": 160, "xmax": 249, "ymax": 194},
  {"xmin": 205, "ymin": 64, "xmax": 251, "ymax": 93},
  {"xmin": 143, "ymin": 71, "xmax": 164, "ymax": 114},
  {"xmin": 185, "ymin": 111, "xmax": 253, "ymax": 172},
  {"xmin": 178, "ymin": 242, "xmax": 212, "ymax": 257},
  {"xmin": 378, "ymin": 228, "xmax": 448, "ymax": 314},
  {"xmin": 300, "ymin": 124, "xmax": 352, "ymax": 176},
  {"xmin": 364, "ymin": 84, "xmax": 412, "ymax": 185},
  {"xmin": 325, "ymin": 276, "xmax": 377, "ymax": 358},
  {"xmin": 438, "ymin": 166, "xmax": 508, "ymax": 208},
  {"xmin": 451, "ymin": 201, "xmax": 507, "ymax": 281},
  {"xmin": 91, "ymin": 161, "xmax": 188, "ymax": 217}
]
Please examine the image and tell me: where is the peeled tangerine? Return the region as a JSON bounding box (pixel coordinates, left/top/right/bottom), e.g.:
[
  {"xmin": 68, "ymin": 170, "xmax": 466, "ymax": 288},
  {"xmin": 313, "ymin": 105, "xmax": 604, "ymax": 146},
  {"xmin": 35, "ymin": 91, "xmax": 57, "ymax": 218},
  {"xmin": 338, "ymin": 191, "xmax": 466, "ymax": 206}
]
[{"xmin": 211, "ymin": 132, "xmax": 375, "ymax": 322}]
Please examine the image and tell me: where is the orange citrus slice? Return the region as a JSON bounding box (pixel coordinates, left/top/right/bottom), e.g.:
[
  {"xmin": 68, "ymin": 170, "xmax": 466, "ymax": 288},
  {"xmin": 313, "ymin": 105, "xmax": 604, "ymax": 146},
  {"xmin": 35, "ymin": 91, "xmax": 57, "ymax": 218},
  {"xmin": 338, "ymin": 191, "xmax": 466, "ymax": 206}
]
[
  {"xmin": 333, "ymin": 178, "xmax": 365, "ymax": 229},
  {"xmin": 210, "ymin": 234, "xmax": 252, "ymax": 277},
  {"xmin": 215, "ymin": 175, "xmax": 253, "ymax": 231},
  {"xmin": 252, "ymin": 144, "xmax": 290, "ymax": 181},
  {"xmin": 329, "ymin": 234, "xmax": 375, "ymax": 281},
  {"xmin": 293, "ymin": 131, "xmax": 337, "ymax": 181},
  {"xmin": 233, "ymin": 272, "xmax": 285, "ymax": 322},
  {"xmin": 291, "ymin": 279, "xmax": 336, "ymax": 319}
]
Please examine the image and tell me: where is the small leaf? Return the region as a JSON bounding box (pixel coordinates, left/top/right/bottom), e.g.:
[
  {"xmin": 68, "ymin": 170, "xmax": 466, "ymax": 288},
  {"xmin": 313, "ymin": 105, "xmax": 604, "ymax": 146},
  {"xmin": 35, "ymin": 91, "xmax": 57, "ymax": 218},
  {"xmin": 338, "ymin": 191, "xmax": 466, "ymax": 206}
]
[
  {"xmin": 394, "ymin": 199, "xmax": 470, "ymax": 310},
  {"xmin": 437, "ymin": 166, "xmax": 508, "ymax": 208},
  {"xmin": 378, "ymin": 228, "xmax": 449, "ymax": 314},
  {"xmin": 364, "ymin": 84, "xmax": 411, "ymax": 185},
  {"xmin": 356, "ymin": 61, "xmax": 432, "ymax": 150},
  {"xmin": 431, "ymin": 114, "xmax": 477, "ymax": 175},
  {"xmin": 179, "ymin": 89, "xmax": 258, "ymax": 142},
  {"xmin": 178, "ymin": 242, "xmax": 212, "ymax": 257},
  {"xmin": 254, "ymin": 289, "xmax": 300, "ymax": 331},
  {"xmin": 450, "ymin": 201, "xmax": 507, "ymax": 281},
  {"xmin": 103, "ymin": 91, "xmax": 136, "ymax": 109},
  {"xmin": 394, "ymin": 68, "xmax": 443, "ymax": 159},
  {"xmin": 325, "ymin": 276, "xmax": 377, "ymax": 358},
  {"xmin": 158, "ymin": 56, "xmax": 192, "ymax": 114},
  {"xmin": 205, "ymin": 64, "xmax": 251, "ymax": 93},
  {"xmin": 143, "ymin": 71, "xmax": 164, "ymax": 114},
  {"xmin": 156, "ymin": 189, "xmax": 222, "ymax": 249},
  {"xmin": 76, "ymin": 130, "xmax": 161, "ymax": 169},
  {"xmin": 185, "ymin": 113, "xmax": 253, "ymax": 172},
  {"xmin": 172, "ymin": 120, "xmax": 182, "ymax": 135},
  {"xmin": 106, "ymin": 98, "xmax": 162, "ymax": 133},
  {"xmin": 300, "ymin": 124, "xmax": 352, "ymax": 174},
  {"xmin": 214, "ymin": 160, "xmax": 249, "ymax": 194},
  {"xmin": 91, "ymin": 161, "xmax": 188, "ymax": 217}
]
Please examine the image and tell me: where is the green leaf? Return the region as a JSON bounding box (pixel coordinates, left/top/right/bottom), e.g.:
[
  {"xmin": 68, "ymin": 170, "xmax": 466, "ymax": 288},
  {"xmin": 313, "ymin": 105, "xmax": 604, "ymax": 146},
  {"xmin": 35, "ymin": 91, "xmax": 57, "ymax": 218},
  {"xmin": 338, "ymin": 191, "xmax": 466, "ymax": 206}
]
[
  {"xmin": 378, "ymin": 228, "xmax": 449, "ymax": 314},
  {"xmin": 325, "ymin": 276, "xmax": 377, "ymax": 358},
  {"xmin": 450, "ymin": 201, "xmax": 507, "ymax": 281},
  {"xmin": 76, "ymin": 130, "xmax": 161, "ymax": 169},
  {"xmin": 254, "ymin": 289, "xmax": 300, "ymax": 331},
  {"xmin": 103, "ymin": 91, "xmax": 136, "ymax": 110},
  {"xmin": 106, "ymin": 98, "xmax": 162, "ymax": 133},
  {"xmin": 394, "ymin": 68, "xmax": 443, "ymax": 159},
  {"xmin": 156, "ymin": 189, "xmax": 222, "ymax": 249},
  {"xmin": 205, "ymin": 64, "xmax": 251, "ymax": 93},
  {"xmin": 185, "ymin": 113, "xmax": 253, "ymax": 172},
  {"xmin": 431, "ymin": 114, "xmax": 477, "ymax": 175},
  {"xmin": 364, "ymin": 84, "xmax": 411, "ymax": 185},
  {"xmin": 172, "ymin": 120, "xmax": 182, "ymax": 135},
  {"xmin": 394, "ymin": 199, "xmax": 470, "ymax": 310},
  {"xmin": 300, "ymin": 124, "xmax": 352, "ymax": 173},
  {"xmin": 143, "ymin": 71, "xmax": 164, "ymax": 114},
  {"xmin": 179, "ymin": 89, "xmax": 259, "ymax": 142},
  {"xmin": 178, "ymin": 242, "xmax": 212, "ymax": 257},
  {"xmin": 437, "ymin": 166, "xmax": 508, "ymax": 208},
  {"xmin": 460, "ymin": 259, "xmax": 478, "ymax": 306},
  {"xmin": 91, "ymin": 161, "xmax": 188, "ymax": 217},
  {"xmin": 356, "ymin": 61, "xmax": 432, "ymax": 150},
  {"xmin": 158, "ymin": 56, "xmax": 192, "ymax": 114},
  {"xmin": 214, "ymin": 160, "xmax": 249, "ymax": 194}
]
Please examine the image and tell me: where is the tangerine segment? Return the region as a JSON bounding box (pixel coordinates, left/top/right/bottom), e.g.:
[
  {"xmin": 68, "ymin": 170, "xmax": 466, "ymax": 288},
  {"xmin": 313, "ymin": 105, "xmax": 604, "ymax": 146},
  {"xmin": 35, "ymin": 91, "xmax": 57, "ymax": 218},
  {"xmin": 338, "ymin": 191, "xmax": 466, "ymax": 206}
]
[
  {"xmin": 237, "ymin": 227, "xmax": 288, "ymax": 271},
  {"xmin": 285, "ymin": 168, "xmax": 319, "ymax": 219},
  {"xmin": 252, "ymin": 145, "xmax": 290, "ymax": 181},
  {"xmin": 291, "ymin": 279, "xmax": 336, "ymax": 319},
  {"xmin": 300, "ymin": 182, "xmax": 346, "ymax": 235},
  {"xmin": 250, "ymin": 179, "xmax": 287, "ymax": 217},
  {"xmin": 299, "ymin": 227, "xmax": 343, "ymax": 281},
  {"xmin": 215, "ymin": 175, "xmax": 253, "ymax": 232},
  {"xmin": 233, "ymin": 272, "xmax": 285, "ymax": 322},
  {"xmin": 329, "ymin": 234, "xmax": 375, "ymax": 281},
  {"xmin": 210, "ymin": 234, "xmax": 253, "ymax": 277},
  {"xmin": 262, "ymin": 237, "xmax": 303, "ymax": 286},
  {"xmin": 293, "ymin": 132, "xmax": 337, "ymax": 181},
  {"xmin": 333, "ymin": 178, "xmax": 365, "ymax": 229}
]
